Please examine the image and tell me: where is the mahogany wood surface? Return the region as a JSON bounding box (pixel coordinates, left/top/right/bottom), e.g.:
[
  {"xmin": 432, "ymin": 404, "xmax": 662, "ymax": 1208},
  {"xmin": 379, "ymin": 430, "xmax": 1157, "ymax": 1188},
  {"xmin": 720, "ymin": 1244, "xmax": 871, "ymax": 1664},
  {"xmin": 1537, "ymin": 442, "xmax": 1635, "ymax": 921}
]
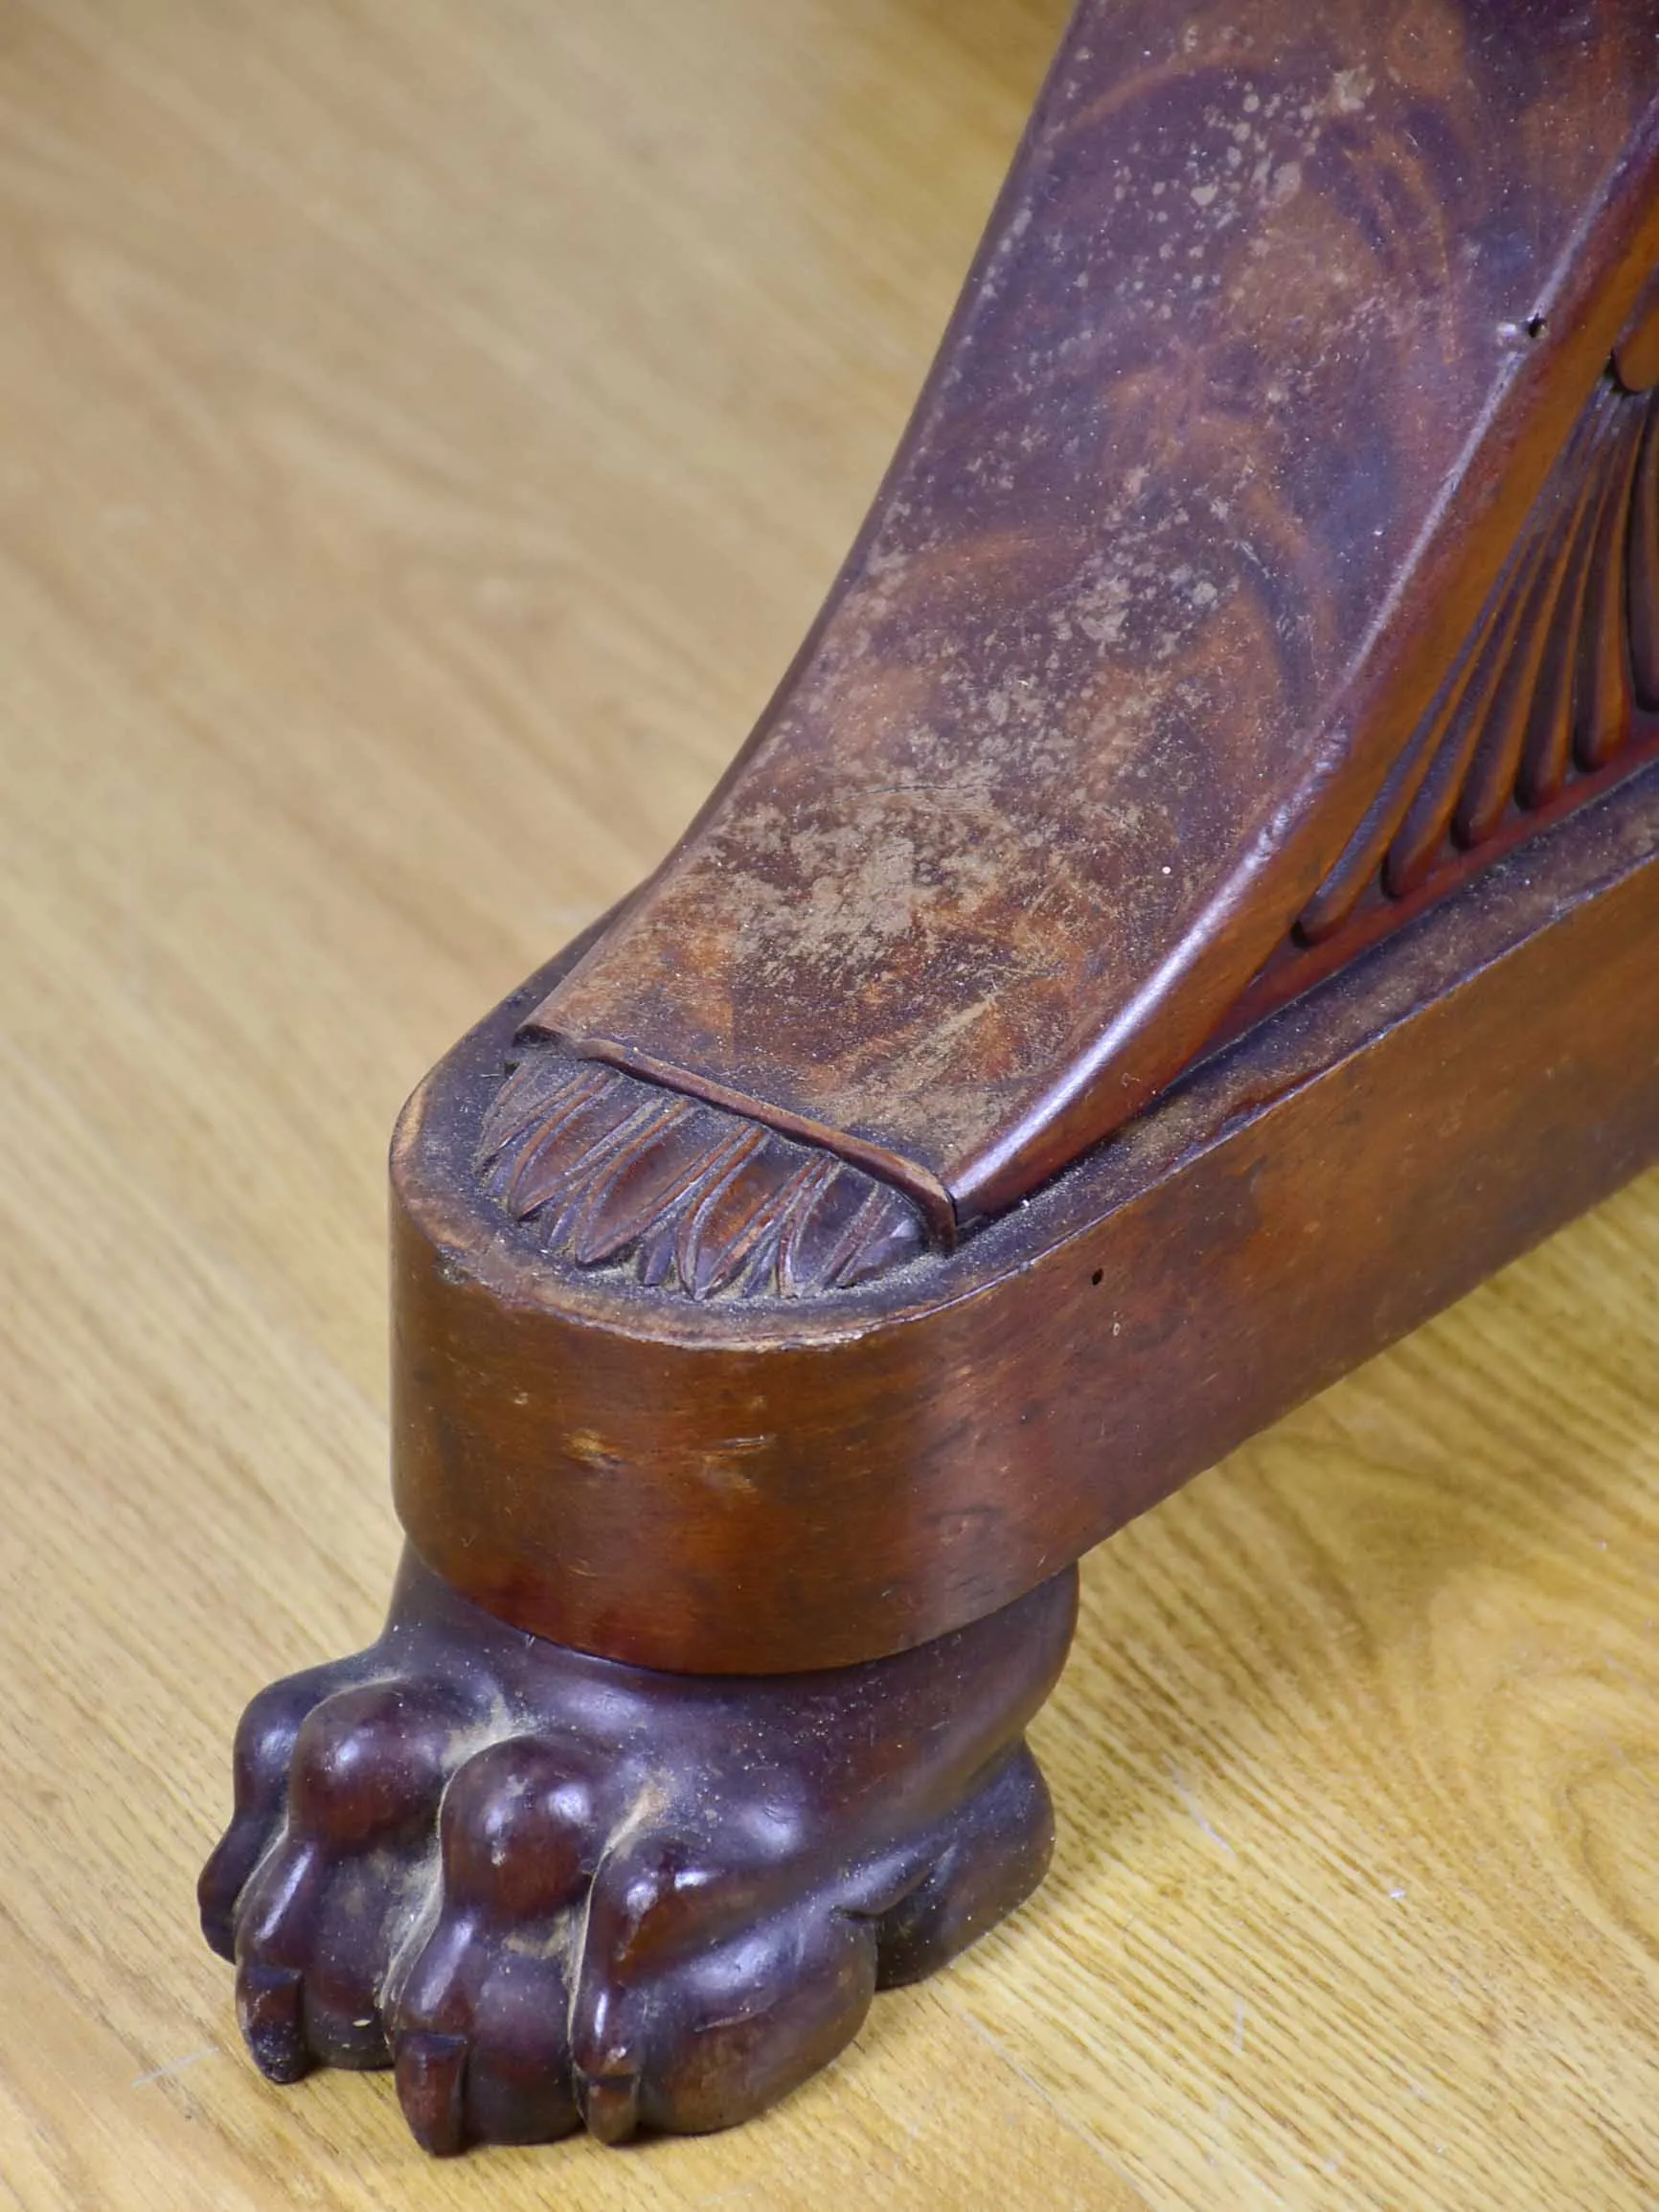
[
  {"xmin": 376, "ymin": 3, "xmax": 1659, "ymax": 1676},
  {"xmin": 535, "ymin": 0, "xmax": 1659, "ymax": 1221},
  {"xmin": 208, "ymin": 0, "xmax": 1659, "ymax": 2152},
  {"xmin": 5, "ymin": 0, "xmax": 1659, "ymax": 2202},
  {"xmin": 394, "ymin": 766, "xmax": 1659, "ymax": 1673}
]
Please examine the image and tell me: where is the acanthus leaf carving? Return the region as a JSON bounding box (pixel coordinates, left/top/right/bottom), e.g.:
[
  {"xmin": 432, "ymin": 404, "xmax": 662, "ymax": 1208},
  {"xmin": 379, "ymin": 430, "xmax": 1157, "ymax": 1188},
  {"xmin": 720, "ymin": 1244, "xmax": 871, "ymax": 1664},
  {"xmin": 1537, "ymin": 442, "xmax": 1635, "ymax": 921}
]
[{"xmin": 474, "ymin": 1047, "xmax": 928, "ymax": 1300}]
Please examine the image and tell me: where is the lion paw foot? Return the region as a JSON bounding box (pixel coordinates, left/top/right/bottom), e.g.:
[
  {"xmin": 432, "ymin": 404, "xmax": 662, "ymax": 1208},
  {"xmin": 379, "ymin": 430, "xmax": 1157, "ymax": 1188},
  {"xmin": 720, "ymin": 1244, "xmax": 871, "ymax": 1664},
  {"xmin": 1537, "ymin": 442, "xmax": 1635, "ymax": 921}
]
[{"xmin": 201, "ymin": 1548, "xmax": 1075, "ymax": 2151}]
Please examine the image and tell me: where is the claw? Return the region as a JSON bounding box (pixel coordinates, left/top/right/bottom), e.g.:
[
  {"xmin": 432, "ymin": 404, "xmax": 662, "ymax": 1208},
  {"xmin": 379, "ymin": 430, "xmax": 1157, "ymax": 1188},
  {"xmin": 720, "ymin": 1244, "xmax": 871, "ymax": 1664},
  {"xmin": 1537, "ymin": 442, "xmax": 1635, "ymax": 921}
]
[
  {"xmin": 200, "ymin": 1665, "xmax": 351, "ymax": 1957},
  {"xmin": 237, "ymin": 1959, "xmax": 309, "ymax": 2083},
  {"xmin": 396, "ymin": 2030, "xmax": 469, "ymax": 2155},
  {"xmin": 579, "ymin": 2067, "xmax": 643, "ymax": 2145}
]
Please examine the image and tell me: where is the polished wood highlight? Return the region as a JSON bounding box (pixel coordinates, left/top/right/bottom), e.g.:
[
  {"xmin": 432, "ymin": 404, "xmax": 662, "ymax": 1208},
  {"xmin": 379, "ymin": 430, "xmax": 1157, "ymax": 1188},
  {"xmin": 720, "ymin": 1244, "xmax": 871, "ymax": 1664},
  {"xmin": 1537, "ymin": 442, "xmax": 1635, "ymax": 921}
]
[{"xmin": 4, "ymin": 0, "xmax": 1659, "ymax": 2203}]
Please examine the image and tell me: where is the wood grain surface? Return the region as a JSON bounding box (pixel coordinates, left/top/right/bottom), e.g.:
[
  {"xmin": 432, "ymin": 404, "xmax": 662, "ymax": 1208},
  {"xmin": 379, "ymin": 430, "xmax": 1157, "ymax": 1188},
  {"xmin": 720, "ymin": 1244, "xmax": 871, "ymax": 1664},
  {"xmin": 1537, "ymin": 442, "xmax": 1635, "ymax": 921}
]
[
  {"xmin": 1, "ymin": 3, "xmax": 1657, "ymax": 2205},
  {"xmin": 531, "ymin": 0, "xmax": 1659, "ymax": 1219}
]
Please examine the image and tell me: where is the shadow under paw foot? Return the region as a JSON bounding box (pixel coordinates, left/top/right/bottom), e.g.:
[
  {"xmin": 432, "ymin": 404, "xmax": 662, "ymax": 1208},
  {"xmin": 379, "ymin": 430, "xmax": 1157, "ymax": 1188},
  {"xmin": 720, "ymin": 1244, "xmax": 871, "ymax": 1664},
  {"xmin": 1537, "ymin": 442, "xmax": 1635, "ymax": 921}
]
[{"xmin": 200, "ymin": 1548, "xmax": 1077, "ymax": 2152}]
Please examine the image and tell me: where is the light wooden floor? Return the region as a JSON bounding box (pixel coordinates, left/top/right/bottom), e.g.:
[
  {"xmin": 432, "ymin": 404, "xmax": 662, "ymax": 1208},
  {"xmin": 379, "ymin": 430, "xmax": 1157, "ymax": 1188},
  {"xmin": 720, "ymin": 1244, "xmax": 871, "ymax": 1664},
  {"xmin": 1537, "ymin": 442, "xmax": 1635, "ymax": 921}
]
[{"xmin": 2, "ymin": 4, "xmax": 1658, "ymax": 2206}]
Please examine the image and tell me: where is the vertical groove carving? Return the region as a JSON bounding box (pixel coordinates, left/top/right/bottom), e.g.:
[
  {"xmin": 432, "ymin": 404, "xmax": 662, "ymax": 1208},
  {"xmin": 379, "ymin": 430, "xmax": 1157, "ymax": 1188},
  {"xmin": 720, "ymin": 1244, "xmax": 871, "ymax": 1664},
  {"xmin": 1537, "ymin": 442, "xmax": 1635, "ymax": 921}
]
[{"xmin": 1293, "ymin": 374, "xmax": 1659, "ymax": 954}]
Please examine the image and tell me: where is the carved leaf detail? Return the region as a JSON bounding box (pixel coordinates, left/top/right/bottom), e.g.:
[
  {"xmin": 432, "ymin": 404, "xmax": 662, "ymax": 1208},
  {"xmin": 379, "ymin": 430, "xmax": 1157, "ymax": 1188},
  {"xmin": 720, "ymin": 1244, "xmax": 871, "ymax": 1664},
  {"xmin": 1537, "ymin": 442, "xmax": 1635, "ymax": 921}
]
[
  {"xmin": 475, "ymin": 1049, "xmax": 928, "ymax": 1298},
  {"xmin": 1298, "ymin": 375, "xmax": 1659, "ymax": 948}
]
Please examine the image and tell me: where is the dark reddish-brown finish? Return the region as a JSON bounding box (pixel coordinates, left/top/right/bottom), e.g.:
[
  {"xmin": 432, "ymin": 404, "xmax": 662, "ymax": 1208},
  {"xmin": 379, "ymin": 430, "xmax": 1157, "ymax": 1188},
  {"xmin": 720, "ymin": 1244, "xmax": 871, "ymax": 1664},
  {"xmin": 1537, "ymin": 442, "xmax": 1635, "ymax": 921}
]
[
  {"xmin": 395, "ymin": 765, "xmax": 1659, "ymax": 1675},
  {"xmin": 1616, "ymin": 264, "xmax": 1659, "ymax": 391},
  {"xmin": 200, "ymin": 1547, "xmax": 1075, "ymax": 2149},
  {"xmin": 206, "ymin": 0, "xmax": 1659, "ymax": 2160},
  {"xmin": 1217, "ymin": 367, "xmax": 1659, "ymax": 1042},
  {"xmin": 534, "ymin": 0, "xmax": 1659, "ymax": 1224}
]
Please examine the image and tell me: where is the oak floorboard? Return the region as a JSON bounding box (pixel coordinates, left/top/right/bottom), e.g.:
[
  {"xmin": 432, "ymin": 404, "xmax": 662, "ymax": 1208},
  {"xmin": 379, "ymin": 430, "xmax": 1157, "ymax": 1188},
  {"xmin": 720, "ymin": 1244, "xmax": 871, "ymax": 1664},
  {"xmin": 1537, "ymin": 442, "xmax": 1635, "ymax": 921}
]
[{"xmin": 0, "ymin": 5, "xmax": 1655, "ymax": 2206}]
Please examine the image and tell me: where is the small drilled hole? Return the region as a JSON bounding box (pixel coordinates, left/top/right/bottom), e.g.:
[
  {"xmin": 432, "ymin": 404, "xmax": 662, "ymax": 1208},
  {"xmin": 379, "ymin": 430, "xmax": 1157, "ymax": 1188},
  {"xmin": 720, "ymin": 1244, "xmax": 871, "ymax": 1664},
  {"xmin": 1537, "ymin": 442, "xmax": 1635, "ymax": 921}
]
[
  {"xmin": 1525, "ymin": 313, "xmax": 1547, "ymax": 340},
  {"xmin": 1090, "ymin": 1268, "xmax": 1103, "ymax": 1286}
]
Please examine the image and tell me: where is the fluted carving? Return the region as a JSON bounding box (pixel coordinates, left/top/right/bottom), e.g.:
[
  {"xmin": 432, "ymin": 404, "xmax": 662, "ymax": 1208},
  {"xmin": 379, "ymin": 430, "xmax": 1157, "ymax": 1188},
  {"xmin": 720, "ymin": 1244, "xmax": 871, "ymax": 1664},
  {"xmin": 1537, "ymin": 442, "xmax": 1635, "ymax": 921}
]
[{"xmin": 1297, "ymin": 375, "xmax": 1659, "ymax": 949}]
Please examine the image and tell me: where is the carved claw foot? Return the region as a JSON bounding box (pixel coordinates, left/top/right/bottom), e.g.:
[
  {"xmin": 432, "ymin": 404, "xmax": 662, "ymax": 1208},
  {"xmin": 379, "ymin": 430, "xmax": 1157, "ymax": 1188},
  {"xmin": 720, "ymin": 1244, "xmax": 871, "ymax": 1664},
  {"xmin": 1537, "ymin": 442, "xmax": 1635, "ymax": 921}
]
[{"xmin": 200, "ymin": 1548, "xmax": 1077, "ymax": 2152}]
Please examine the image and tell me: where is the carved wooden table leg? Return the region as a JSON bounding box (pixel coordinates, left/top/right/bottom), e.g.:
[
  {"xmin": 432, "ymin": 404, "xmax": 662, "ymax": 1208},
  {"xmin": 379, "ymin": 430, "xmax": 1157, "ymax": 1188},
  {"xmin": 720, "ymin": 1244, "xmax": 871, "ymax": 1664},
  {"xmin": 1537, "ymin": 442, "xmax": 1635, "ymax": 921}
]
[{"xmin": 204, "ymin": 0, "xmax": 1659, "ymax": 2153}]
